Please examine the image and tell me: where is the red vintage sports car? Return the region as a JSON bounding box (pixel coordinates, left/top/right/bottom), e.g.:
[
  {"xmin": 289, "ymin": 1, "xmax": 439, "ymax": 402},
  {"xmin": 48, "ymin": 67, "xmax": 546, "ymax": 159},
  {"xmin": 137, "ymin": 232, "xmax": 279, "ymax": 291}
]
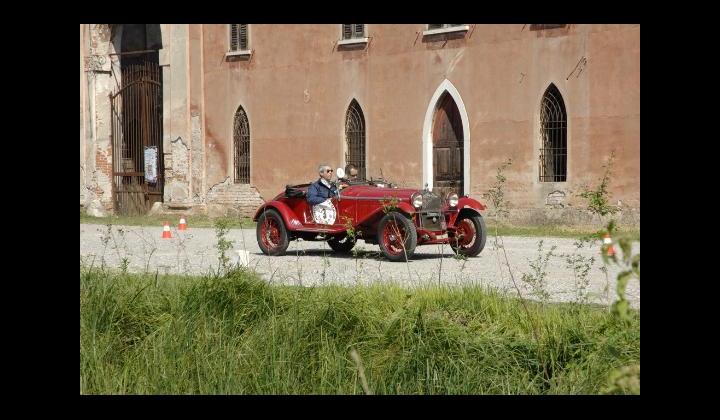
[{"xmin": 253, "ymin": 168, "xmax": 487, "ymax": 261}]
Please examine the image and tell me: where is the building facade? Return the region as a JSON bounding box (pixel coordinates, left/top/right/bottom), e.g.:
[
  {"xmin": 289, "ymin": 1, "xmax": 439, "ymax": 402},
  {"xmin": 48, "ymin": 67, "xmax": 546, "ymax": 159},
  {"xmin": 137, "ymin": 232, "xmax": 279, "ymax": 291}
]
[{"xmin": 80, "ymin": 24, "xmax": 640, "ymax": 225}]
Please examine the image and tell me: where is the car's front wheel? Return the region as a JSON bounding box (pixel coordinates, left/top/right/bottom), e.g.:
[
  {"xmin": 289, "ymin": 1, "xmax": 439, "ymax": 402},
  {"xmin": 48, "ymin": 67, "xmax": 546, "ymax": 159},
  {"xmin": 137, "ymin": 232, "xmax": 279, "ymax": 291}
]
[
  {"xmin": 328, "ymin": 235, "xmax": 356, "ymax": 253},
  {"xmin": 257, "ymin": 208, "xmax": 289, "ymax": 256},
  {"xmin": 450, "ymin": 214, "xmax": 486, "ymax": 257},
  {"xmin": 377, "ymin": 212, "xmax": 417, "ymax": 262}
]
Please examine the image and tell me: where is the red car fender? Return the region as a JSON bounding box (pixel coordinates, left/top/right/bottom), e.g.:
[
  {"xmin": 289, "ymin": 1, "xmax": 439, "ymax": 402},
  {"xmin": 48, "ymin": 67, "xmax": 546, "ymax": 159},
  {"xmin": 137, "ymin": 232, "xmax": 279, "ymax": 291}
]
[
  {"xmin": 395, "ymin": 201, "xmax": 417, "ymax": 217},
  {"xmin": 447, "ymin": 196, "xmax": 486, "ymax": 226},
  {"xmin": 356, "ymin": 200, "xmax": 416, "ymax": 225},
  {"xmin": 253, "ymin": 201, "xmax": 304, "ymax": 231}
]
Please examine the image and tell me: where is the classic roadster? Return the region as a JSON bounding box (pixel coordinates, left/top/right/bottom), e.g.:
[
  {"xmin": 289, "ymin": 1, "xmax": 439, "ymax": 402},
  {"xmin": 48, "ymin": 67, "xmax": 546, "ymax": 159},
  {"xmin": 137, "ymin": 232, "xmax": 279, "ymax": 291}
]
[{"xmin": 253, "ymin": 168, "xmax": 487, "ymax": 261}]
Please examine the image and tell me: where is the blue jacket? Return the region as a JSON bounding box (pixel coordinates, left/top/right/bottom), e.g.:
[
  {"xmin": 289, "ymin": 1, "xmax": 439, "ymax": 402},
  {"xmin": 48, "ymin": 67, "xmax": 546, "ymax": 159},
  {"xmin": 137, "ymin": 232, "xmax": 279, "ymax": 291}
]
[{"xmin": 307, "ymin": 178, "xmax": 339, "ymax": 205}]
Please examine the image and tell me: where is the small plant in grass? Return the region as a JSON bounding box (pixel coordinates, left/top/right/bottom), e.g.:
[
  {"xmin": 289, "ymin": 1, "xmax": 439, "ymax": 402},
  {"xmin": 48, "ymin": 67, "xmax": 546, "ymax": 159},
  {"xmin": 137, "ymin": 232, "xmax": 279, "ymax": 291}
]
[
  {"xmin": 576, "ymin": 151, "xmax": 640, "ymax": 390},
  {"xmin": 602, "ymin": 363, "xmax": 640, "ymax": 395},
  {"xmin": 319, "ymin": 247, "xmax": 331, "ymax": 286},
  {"xmin": 520, "ymin": 240, "xmax": 555, "ymax": 305},
  {"xmin": 349, "ymin": 348, "xmax": 373, "ymax": 395},
  {"xmin": 482, "ymin": 158, "xmax": 516, "ymax": 286},
  {"xmin": 452, "ymin": 251, "xmax": 468, "ymax": 262},
  {"xmin": 561, "ymin": 238, "xmax": 596, "ymax": 304},
  {"xmin": 214, "ymin": 218, "xmax": 235, "ymax": 276},
  {"xmin": 98, "ymin": 223, "xmax": 113, "ymax": 269},
  {"xmin": 120, "ymin": 257, "xmax": 130, "ymax": 274},
  {"xmin": 175, "ymin": 232, "xmax": 192, "ymax": 273},
  {"xmin": 598, "ymin": 264, "xmax": 610, "ymax": 302},
  {"xmin": 452, "ymin": 251, "xmax": 468, "ymax": 268},
  {"xmin": 293, "ymin": 242, "xmax": 306, "ymax": 286},
  {"xmin": 96, "ymin": 224, "xmax": 134, "ymax": 272},
  {"xmin": 576, "ymin": 150, "xmax": 640, "ymax": 317},
  {"xmin": 111, "ymin": 227, "xmax": 129, "ymax": 259},
  {"xmin": 341, "ymin": 216, "xmax": 366, "ymax": 284},
  {"xmin": 130, "ymin": 228, "xmax": 158, "ymax": 273},
  {"xmin": 601, "ymin": 220, "xmax": 640, "ymax": 323},
  {"xmin": 576, "ymin": 150, "xmax": 633, "ymax": 307},
  {"xmin": 483, "ymin": 158, "xmax": 550, "ymax": 382},
  {"xmin": 483, "ymin": 158, "xmax": 513, "ymax": 283},
  {"xmin": 577, "ymin": 151, "xmax": 620, "ymax": 219}
]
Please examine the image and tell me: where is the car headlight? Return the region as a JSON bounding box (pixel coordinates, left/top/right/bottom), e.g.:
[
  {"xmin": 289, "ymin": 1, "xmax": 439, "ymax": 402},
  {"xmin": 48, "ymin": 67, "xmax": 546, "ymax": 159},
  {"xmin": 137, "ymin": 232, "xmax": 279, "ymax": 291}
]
[
  {"xmin": 447, "ymin": 192, "xmax": 459, "ymax": 208},
  {"xmin": 411, "ymin": 193, "xmax": 423, "ymax": 209}
]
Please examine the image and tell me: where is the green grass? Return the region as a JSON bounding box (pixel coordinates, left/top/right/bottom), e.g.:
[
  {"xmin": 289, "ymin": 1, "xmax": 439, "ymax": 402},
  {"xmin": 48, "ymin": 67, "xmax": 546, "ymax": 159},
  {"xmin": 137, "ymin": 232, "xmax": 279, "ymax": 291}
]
[
  {"xmin": 80, "ymin": 267, "xmax": 640, "ymax": 395},
  {"xmin": 80, "ymin": 213, "xmax": 255, "ymax": 229}
]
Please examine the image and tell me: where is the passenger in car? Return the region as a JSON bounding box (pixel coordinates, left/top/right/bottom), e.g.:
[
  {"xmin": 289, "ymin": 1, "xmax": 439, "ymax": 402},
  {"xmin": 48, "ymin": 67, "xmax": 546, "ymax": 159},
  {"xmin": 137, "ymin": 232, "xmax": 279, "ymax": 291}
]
[
  {"xmin": 339, "ymin": 163, "xmax": 360, "ymax": 191},
  {"xmin": 344, "ymin": 163, "xmax": 359, "ymax": 181}
]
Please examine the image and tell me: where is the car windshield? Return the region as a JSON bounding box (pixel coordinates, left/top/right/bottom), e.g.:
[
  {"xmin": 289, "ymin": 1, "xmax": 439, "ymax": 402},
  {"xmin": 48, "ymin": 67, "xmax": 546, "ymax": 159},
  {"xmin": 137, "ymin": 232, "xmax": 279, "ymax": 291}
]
[{"xmin": 345, "ymin": 179, "xmax": 394, "ymax": 188}]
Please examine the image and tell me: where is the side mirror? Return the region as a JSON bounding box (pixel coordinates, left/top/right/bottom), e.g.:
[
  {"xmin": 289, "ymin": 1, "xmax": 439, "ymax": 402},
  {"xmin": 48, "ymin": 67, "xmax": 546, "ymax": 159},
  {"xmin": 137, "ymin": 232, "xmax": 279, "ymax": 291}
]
[{"xmin": 335, "ymin": 167, "xmax": 346, "ymax": 180}]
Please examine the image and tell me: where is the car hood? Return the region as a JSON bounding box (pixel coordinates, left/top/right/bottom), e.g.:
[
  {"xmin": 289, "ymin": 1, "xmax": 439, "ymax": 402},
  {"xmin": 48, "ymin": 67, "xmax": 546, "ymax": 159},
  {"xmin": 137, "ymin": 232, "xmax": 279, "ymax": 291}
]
[{"xmin": 341, "ymin": 186, "xmax": 421, "ymax": 200}]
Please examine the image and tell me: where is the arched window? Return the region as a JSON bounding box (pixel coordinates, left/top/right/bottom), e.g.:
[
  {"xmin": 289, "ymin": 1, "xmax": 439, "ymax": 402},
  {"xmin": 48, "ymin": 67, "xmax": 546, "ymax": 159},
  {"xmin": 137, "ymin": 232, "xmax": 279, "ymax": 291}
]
[
  {"xmin": 539, "ymin": 84, "xmax": 567, "ymax": 182},
  {"xmin": 234, "ymin": 106, "xmax": 250, "ymax": 184},
  {"xmin": 345, "ymin": 100, "xmax": 366, "ymax": 179}
]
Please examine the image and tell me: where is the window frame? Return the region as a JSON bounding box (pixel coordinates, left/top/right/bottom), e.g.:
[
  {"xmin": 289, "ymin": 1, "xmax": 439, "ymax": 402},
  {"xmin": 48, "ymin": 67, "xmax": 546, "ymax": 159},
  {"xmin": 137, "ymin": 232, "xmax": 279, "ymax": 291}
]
[
  {"xmin": 338, "ymin": 24, "xmax": 369, "ymax": 46},
  {"xmin": 226, "ymin": 24, "xmax": 252, "ymax": 58},
  {"xmin": 423, "ymin": 24, "xmax": 469, "ymax": 36}
]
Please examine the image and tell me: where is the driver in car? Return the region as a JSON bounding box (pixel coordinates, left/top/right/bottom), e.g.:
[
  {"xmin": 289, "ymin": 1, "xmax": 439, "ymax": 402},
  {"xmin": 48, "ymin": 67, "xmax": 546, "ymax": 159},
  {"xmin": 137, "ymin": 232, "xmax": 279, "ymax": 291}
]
[{"xmin": 307, "ymin": 164, "xmax": 339, "ymax": 205}]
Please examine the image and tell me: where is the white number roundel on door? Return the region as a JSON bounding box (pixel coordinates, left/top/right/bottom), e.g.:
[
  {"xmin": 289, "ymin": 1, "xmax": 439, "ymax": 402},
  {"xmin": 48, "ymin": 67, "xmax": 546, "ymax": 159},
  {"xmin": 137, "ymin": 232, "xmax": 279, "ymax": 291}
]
[{"xmin": 312, "ymin": 199, "xmax": 337, "ymax": 225}]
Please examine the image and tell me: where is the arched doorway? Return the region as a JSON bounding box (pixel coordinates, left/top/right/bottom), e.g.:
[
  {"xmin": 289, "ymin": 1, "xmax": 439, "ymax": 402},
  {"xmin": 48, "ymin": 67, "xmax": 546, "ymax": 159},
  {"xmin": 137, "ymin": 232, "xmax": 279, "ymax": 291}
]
[
  {"xmin": 110, "ymin": 24, "xmax": 164, "ymax": 215},
  {"xmin": 432, "ymin": 92, "xmax": 464, "ymax": 199},
  {"xmin": 422, "ymin": 79, "xmax": 470, "ymax": 196}
]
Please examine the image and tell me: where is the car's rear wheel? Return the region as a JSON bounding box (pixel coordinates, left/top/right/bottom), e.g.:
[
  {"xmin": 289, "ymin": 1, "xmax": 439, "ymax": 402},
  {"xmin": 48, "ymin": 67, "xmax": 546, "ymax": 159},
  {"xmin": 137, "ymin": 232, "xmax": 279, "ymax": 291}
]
[
  {"xmin": 328, "ymin": 235, "xmax": 356, "ymax": 253},
  {"xmin": 377, "ymin": 212, "xmax": 417, "ymax": 262},
  {"xmin": 450, "ymin": 214, "xmax": 486, "ymax": 257},
  {"xmin": 257, "ymin": 209, "xmax": 289, "ymax": 256}
]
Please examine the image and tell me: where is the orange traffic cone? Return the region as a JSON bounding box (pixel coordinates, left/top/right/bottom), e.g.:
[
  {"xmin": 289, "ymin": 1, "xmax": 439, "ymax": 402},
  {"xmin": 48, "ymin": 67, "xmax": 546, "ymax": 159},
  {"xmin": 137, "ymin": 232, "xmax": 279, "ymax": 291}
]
[
  {"xmin": 162, "ymin": 221, "xmax": 172, "ymax": 239},
  {"xmin": 603, "ymin": 233, "xmax": 615, "ymax": 257},
  {"xmin": 178, "ymin": 215, "xmax": 187, "ymax": 231}
]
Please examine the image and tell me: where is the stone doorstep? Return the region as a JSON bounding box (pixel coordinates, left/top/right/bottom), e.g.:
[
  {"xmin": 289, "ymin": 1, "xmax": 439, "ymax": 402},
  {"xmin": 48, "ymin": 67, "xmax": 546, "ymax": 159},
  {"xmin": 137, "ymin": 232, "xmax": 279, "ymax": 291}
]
[{"xmin": 165, "ymin": 202, "xmax": 193, "ymax": 210}]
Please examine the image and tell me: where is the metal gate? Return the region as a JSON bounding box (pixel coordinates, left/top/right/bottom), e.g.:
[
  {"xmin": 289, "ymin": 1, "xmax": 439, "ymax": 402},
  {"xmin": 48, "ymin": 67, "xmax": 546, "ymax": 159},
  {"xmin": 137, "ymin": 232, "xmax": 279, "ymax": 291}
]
[
  {"xmin": 110, "ymin": 61, "xmax": 163, "ymax": 215},
  {"xmin": 433, "ymin": 92, "xmax": 464, "ymax": 199},
  {"xmin": 539, "ymin": 84, "xmax": 567, "ymax": 182},
  {"xmin": 233, "ymin": 106, "xmax": 250, "ymax": 184}
]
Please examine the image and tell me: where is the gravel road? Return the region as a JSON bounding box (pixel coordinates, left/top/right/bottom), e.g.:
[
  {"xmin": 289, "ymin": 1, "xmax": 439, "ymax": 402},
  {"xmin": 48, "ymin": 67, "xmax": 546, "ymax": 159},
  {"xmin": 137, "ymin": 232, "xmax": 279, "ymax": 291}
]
[{"xmin": 80, "ymin": 224, "xmax": 640, "ymax": 309}]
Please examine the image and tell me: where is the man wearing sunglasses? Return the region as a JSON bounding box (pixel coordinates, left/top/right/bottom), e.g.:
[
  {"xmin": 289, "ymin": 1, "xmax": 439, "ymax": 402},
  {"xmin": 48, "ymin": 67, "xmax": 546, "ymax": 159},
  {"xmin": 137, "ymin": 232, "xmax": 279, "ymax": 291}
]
[{"xmin": 307, "ymin": 164, "xmax": 339, "ymax": 206}]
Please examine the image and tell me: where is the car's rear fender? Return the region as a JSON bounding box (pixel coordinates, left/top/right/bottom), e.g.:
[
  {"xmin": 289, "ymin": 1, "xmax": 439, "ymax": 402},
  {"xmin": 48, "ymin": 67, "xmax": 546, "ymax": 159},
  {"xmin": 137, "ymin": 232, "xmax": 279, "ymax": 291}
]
[{"xmin": 253, "ymin": 202, "xmax": 304, "ymax": 231}]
